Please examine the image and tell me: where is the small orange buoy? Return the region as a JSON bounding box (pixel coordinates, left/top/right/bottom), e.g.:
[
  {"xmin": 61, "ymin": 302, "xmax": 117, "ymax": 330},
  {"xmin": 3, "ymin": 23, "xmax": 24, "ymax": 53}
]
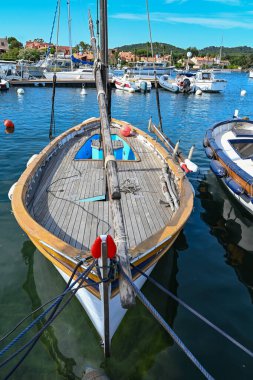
[
  {"xmin": 4, "ymin": 119, "xmax": 14, "ymax": 128},
  {"xmin": 120, "ymin": 124, "xmax": 132, "ymax": 137}
]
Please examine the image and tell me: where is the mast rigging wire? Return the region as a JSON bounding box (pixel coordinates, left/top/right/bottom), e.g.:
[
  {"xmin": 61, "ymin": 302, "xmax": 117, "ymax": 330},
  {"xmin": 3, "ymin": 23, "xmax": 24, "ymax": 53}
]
[{"xmin": 145, "ymin": 0, "xmax": 163, "ymax": 132}]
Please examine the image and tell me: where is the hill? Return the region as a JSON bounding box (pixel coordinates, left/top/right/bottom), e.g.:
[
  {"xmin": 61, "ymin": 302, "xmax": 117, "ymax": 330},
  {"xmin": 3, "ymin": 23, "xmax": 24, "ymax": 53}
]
[
  {"xmin": 114, "ymin": 42, "xmax": 185, "ymax": 55},
  {"xmin": 115, "ymin": 42, "xmax": 253, "ymax": 57}
]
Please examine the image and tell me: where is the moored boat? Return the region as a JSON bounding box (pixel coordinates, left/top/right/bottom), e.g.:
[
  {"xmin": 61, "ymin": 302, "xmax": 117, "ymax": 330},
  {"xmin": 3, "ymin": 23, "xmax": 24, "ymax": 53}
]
[
  {"xmin": 204, "ymin": 118, "xmax": 253, "ymax": 215},
  {"xmin": 11, "ymin": 3, "xmax": 194, "ymax": 355},
  {"xmin": 192, "ymin": 70, "xmax": 227, "ymax": 93},
  {"xmin": 159, "ymin": 74, "xmax": 196, "ymax": 93},
  {"xmin": 0, "ymin": 78, "xmax": 10, "ymax": 90},
  {"xmin": 112, "ymin": 73, "xmax": 140, "ymax": 92}
]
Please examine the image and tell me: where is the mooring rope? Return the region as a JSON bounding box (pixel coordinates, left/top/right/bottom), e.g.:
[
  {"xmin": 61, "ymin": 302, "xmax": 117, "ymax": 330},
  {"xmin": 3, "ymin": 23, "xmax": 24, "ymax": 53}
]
[
  {"xmin": 131, "ymin": 263, "xmax": 253, "ymax": 359},
  {"xmin": 49, "ymin": 73, "xmax": 57, "ymax": 140},
  {"xmin": 119, "ymin": 264, "xmax": 214, "ymax": 380},
  {"xmin": 0, "ymin": 261, "xmax": 95, "ymax": 360}
]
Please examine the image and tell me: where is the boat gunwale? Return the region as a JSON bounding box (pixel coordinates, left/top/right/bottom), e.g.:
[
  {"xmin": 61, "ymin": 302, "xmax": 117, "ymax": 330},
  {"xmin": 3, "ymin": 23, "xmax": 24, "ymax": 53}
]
[
  {"xmin": 206, "ymin": 119, "xmax": 253, "ymax": 194},
  {"xmin": 12, "ymin": 117, "xmax": 194, "ymax": 276}
]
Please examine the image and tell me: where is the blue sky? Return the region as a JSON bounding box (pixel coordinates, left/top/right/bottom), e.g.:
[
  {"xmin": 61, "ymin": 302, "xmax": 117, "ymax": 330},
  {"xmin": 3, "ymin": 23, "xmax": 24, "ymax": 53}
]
[{"xmin": 1, "ymin": 0, "xmax": 253, "ymax": 49}]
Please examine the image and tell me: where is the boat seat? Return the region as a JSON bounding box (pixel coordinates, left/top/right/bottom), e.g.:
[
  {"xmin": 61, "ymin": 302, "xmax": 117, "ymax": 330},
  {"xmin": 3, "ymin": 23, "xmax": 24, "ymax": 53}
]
[{"xmin": 233, "ymin": 126, "xmax": 253, "ymax": 137}]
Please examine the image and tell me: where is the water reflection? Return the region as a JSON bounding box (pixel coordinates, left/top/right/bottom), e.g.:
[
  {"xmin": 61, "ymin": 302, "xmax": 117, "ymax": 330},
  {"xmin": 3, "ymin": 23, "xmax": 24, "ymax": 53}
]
[
  {"xmin": 5, "ymin": 127, "xmax": 15, "ymax": 134},
  {"xmin": 21, "ymin": 241, "xmax": 76, "ymax": 379},
  {"xmin": 197, "ymin": 174, "xmax": 253, "ymax": 302},
  {"xmin": 106, "ymin": 250, "xmax": 179, "ymax": 380}
]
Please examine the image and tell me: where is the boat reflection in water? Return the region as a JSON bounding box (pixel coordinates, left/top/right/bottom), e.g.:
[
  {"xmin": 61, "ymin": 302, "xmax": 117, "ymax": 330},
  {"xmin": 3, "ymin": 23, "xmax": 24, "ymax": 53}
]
[
  {"xmin": 104, "ymin": 248, "xmax": 180, "ymax": 379},
  {"xmin": 198, "ymin": 173, "xmax": 253, "ymax": 302}
]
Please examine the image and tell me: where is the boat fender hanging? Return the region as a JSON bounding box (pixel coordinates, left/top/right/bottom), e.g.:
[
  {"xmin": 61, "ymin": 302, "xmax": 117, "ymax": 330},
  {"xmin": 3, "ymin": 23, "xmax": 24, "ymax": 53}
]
[
  {"xmin": 120, "ymin": 124, "xmax": 132, "ymax": 137},
  {"xmin": 26, "ymin": 154, "xmax": 38, "ymax": 167},
  {"xmin": 4, "ymin": 119, "xmax": 14, "ymax": 128},
  {"xmin": 184, "ymin": 159, "xmax": 198, "ymax": 173},
  {"xmin": 8, "ymin": 182, "xmax": 17, "ymax": 201},
  {"xmin": 205, "ymin": 147, "xmax": 214, "ymax": 159},
  {"xmin": 210, "ymin": 160, "xmax": 227, "ymax": 178},
  {"xmin": 225, "ymin": 177, "xmax": 244, "ymax": 195},
  {"xmin": 91, "ymin": 235, "xmax": 117, "ymax": 259},
  {"xmin": 180, "ymin": 162, "xmax": 191, "ymax": 173}
]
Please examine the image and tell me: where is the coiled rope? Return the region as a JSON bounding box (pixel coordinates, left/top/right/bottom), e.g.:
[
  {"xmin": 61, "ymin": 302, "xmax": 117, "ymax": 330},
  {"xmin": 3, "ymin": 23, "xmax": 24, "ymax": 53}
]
[{"xmin": 119, "ymin": 263, "xmax": 215, "ymax": 380}]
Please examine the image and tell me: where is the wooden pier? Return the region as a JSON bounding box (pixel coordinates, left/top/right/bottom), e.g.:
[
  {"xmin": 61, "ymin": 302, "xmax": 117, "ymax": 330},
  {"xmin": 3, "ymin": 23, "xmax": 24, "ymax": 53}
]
[{"xmin": 9, "ymin": 77, "xmax": 158, "ymax": 88}]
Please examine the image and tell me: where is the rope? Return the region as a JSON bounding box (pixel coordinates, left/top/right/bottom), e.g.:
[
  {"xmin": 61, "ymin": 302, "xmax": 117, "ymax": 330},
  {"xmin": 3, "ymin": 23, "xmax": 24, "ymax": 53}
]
[
  {"xmin": 0, "ymin": 262, "xmax": 95, "ymax": 360},
  {"xmin": 120, "ymin": 178, "xmax": 141, "ymax": 194},
  {"xmin": 55, "ymin": 0, "xmax": 61, "ymax": 65},
  {"xmin": 145, "ymin": 0, "xmax": 163, "ymax": 132},
  {"xmin": 119, "ymin": 264, "xmax": 214, "ymax": 380},
  {"xmin": 49, "ymin": 73, "xmax": 57, "ymax": 140},
  {"xmin": 46, "ymin": 0, "xmax": 59, "ymax": 58},
  {"xmin": 131, "ymin": 263, "xmax": 253, "ymax": 358}
]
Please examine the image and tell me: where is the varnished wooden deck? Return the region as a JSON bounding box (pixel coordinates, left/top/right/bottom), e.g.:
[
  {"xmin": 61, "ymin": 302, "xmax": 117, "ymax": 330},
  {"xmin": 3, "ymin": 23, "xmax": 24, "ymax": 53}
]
[{"xmin": 30, "ymin": 126, "xmax": 173, "ymax": 251}]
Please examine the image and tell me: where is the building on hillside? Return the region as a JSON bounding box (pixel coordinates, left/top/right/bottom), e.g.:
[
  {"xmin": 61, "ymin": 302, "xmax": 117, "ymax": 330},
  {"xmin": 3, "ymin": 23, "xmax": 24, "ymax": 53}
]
[
  {"xmin": 25, "ymin": 40, "xmax": 52, "ymax": 50},
  {"xmin": 25, "ymin": 40, "xmax": 74, "ymax": 57},
  {"xmin": 0, "ymin": 38, "xmax": 9, "ymax": 53},
  {"xmin": 190, "ymin": 56, "xmax": 230, "ymax": 69},
  {"xmin": 118, "ymin": 51, "xmax": 136, "ymax": 62}
]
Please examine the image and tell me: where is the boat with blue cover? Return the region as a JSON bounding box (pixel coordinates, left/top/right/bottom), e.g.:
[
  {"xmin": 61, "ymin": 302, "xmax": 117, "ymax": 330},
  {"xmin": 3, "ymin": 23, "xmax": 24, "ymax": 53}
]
[{"xmin": 204, "ymin": 118, "xmax": 253, "ymax": 215}]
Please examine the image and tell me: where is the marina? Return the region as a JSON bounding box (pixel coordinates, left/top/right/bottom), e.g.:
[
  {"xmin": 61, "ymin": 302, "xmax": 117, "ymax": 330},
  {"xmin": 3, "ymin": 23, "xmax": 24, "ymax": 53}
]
[
  {"xmin": 2, "ymin": 0, "xmax": 253, "ymax": 378},
  {"xmin": 1, "ymin": 69, "xmax": 253, "ymax": 379}
]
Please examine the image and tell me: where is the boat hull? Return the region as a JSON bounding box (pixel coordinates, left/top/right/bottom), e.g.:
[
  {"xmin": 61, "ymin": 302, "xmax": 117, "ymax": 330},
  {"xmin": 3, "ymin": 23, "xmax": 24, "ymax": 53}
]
[
  {"xmin": 194, "ymin": 80, "xmax": 226, "ymax": 92},
  {"xmin": 43, "ymin": 70, "xmax": 94, "ymax": 80}
]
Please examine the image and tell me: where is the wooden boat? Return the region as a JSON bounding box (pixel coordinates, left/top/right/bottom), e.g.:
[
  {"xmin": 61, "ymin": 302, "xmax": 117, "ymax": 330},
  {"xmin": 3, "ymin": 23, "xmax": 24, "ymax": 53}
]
[
  {"xmin": 204, "ymin": 118, "xmax": 253, "ymax": 215},
  {"xmin": 11, "ymin": 4, "xmax": 194, "ymax": 355}
]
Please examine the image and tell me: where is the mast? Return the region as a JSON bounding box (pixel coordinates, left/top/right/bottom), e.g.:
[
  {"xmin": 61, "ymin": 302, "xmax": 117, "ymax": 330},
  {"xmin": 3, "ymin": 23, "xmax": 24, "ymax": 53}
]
[
  {"xmin": 88, "ymin": 9, "xmax": 135, "ymax": 309},
  {"xmin": 67, "ymin": 0, "xmax": 73, "ymax": 71},
  {"xmin": 219, "ymin": 36, "xmax": 223, "ymax": 66}
]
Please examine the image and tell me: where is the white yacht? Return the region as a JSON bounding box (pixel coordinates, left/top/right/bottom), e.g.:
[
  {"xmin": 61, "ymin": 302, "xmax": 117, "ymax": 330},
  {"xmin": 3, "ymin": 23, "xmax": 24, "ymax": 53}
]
[
  {"xmin": 192, "ymin": 70, "xmax": 227, "ymax": 92},
  {"xmin": 43, "ymin": 67, "xmax": 94, "ymax": 80}
]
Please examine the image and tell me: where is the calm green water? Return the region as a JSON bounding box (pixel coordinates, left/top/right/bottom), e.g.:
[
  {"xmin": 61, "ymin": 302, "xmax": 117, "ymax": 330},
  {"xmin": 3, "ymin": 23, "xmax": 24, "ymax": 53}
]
[{"xmin": 1, "ymin": 74, "xmax": 253, "ymax": 379}]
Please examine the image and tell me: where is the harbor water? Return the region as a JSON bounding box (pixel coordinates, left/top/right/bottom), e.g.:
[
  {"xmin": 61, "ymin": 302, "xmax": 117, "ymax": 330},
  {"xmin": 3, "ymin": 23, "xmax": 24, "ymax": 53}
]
[{"xmin": 1, "ymin": 72, "xmax": 253, "ymax": 379}]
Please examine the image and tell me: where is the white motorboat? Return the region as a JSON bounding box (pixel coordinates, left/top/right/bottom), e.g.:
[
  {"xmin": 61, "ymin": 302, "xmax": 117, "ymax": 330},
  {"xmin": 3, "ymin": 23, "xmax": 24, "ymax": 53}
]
[
  {"xmin": 204, "ymin": 118, "xmax": 253, "ymax": 215},
  {"xmin": 159, "ymin": 74, "xmax": 196, "ymax": 93},
  {"xmin": 249, "ymin": 70, "xmax": 253, "ymax": 78},
  {"xmin": 43, "ymin": 67, "xmax": 94, "ymax": 80},
  {"xmin": 192, "ymin": 70, "xmax": 227, "ymax": 92},
  {"xmin": 131, "ymin": 61, "xmax": 174, "ymax": 76},
  {"xmin": 113, "ymin": 74, "xmax": 140, "ymax": 93},
  {"xmin": 0, "ymin": 78, "xmax": 10, "ymax": 90}
]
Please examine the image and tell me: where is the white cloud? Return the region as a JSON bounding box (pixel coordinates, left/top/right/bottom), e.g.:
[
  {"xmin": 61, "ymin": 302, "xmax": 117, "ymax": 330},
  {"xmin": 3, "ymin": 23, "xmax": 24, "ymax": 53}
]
[
  {"xmin": 111, "ymin": 12, "xmax": 253, "ymax": 29},
  {"xmin": 204, "ymin": 0, "xmax": 240, "ymax": 4}
]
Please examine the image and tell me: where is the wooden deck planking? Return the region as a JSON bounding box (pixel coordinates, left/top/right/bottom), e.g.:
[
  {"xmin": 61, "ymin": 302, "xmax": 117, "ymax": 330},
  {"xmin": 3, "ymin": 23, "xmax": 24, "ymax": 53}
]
[{"xmin": 33, "ymin": 128, "xmax": 173, "ymax": 251}]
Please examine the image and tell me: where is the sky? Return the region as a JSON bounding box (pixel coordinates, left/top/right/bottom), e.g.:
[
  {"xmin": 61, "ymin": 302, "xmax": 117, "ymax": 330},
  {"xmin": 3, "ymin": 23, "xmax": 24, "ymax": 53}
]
[{"xmin": 1, "ymin": 0, "xmax": 253, "ymax": 49}]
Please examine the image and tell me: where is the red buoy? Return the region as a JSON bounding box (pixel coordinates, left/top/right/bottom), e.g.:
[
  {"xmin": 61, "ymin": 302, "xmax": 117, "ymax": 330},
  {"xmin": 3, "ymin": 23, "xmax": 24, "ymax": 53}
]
[
  {"xmin": 180, "ymin": 162, "xmax": 191, "ymax": 173},
  {"xmin": 91, "ymin": 235, "xmax": 117, "ymax": 259},
  {"xmin": 91, "ymin": 236, "xmax": 102, "ymax": 258},
  {"xmin": 4, "ymin": 119, "xmax": 14, "ymax": 128},
  {"xmin": 106, "ymin": 235, "xmax": 117, "ymax": 259},
  {"xmin": 120, "ymin": 124, "xmax": 132, "ymax": 137}
]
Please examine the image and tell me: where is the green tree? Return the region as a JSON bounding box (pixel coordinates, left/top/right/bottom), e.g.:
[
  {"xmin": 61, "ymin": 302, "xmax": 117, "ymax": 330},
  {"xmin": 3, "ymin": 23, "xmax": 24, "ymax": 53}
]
[
  {"xmin": 7, "ymin": 37, "xmax": 23, "ymax": 49},
  {"xmin": 17, "ymin": 48, "xmax": 41, "ymax": 62}
]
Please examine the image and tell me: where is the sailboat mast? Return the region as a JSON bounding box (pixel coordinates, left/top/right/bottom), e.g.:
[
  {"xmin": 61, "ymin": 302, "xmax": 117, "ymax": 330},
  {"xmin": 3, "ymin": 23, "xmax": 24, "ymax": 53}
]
[
  {"xmin": 88, "ymin": 10, "xmax": 135, "ymax": 309},
  {"xmin": 67, "ymin": 0, "xmax": 73, "ymax": 71}
]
